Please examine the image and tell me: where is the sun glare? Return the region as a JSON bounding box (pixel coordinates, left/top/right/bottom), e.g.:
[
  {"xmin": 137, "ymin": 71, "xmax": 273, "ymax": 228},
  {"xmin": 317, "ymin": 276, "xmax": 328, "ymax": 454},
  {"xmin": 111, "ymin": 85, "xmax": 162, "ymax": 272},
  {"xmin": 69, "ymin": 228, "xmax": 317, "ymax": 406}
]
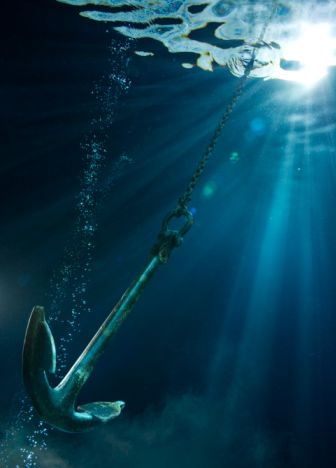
[{"xmin": 275, "ymin": 23, "xmax": 336, "ymax": 87}]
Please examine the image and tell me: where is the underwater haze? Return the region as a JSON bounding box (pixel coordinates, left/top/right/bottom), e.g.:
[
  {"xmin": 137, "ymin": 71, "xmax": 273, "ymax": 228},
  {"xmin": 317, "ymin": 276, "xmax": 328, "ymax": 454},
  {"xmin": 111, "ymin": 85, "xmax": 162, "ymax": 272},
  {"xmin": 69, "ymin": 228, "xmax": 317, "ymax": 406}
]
[{"xmin": 1, "ymin": 0, "xmax": 336, "ymax": 466}]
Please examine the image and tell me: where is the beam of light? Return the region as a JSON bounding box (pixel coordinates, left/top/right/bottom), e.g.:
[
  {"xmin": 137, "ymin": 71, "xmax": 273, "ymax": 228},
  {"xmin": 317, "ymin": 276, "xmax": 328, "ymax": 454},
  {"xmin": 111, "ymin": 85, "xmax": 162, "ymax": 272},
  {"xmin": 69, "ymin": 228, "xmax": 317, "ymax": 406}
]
[
  {"xmin": 274, "ymin": 23, "xmax": 336, "ymax": 87},
  {"xmin": 205, "ymin": 90, "xmax": 297, "ymax": 392}
]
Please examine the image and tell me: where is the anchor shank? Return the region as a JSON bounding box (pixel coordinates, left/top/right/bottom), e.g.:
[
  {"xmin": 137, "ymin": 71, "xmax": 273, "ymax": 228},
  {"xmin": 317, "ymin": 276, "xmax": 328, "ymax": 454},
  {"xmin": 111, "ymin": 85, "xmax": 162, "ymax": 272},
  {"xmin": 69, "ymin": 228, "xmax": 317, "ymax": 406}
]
[{"xmin": 58, "ymin": 255, "xmax": 162, "ymax": 396}]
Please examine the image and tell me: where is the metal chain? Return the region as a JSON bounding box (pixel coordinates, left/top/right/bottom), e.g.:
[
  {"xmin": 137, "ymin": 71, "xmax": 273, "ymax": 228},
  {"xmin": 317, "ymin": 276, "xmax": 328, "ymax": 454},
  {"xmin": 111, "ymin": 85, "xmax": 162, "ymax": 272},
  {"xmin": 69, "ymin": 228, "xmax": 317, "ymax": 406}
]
[
  {"xmin": 152, "ymin": 1, "xmax": 279, "ymax": 262},
  {"xmin": 177, "ymin": 75, "xmax": 248, "ymax": 208},
  {"xmin": 177, "ymin": 0, "xmax": 279, "ymax": 210}
]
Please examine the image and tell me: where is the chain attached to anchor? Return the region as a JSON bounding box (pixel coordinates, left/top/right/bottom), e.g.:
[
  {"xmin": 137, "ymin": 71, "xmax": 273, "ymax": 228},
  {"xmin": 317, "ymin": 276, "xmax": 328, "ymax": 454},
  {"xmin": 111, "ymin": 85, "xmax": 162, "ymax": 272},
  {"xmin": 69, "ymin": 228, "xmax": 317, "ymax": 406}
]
[
  {"xmin": 151, "ymin": 205, "xmax": 194, "ymax": 263},
  {"xmin": 153, "ymin": 1, "xmax": 279, "ymax": 262}
]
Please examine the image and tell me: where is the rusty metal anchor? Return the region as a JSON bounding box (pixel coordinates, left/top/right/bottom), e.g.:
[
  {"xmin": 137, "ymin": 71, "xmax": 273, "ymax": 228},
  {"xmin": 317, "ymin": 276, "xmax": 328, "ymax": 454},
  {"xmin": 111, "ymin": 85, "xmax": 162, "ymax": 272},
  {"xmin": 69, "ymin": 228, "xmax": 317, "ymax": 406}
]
[{"xmin": 22, "ymin": 208, "xmax": 193, "ymax": 432}]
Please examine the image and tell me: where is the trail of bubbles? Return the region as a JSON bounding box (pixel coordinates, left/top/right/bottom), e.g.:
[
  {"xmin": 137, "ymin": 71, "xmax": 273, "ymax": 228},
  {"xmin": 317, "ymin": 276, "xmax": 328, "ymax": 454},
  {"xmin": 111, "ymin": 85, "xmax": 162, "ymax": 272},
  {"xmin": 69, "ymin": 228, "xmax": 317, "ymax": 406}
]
[
  {"xmin": 0, "ymin": 39, "xmax": 133, "ymax": 467},
  {"xmin": 49, "ymin": 138, "xmax": 106, "ymax": 375},
  {"xmin": 49, "ymin": 40, "xmax": 132, "ymax": 376},
  {"xmin": 0, "ymin": 396, "xmax": 47, "ymax": 467}
]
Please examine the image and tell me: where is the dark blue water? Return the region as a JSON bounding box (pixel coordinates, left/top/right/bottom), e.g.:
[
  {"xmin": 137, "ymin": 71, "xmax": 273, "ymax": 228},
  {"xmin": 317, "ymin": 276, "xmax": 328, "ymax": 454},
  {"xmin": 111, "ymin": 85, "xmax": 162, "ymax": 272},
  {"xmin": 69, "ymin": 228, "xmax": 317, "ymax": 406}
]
[{"xmin": 1, "ymin": 0, "xmax": 336, "ymax": 466}]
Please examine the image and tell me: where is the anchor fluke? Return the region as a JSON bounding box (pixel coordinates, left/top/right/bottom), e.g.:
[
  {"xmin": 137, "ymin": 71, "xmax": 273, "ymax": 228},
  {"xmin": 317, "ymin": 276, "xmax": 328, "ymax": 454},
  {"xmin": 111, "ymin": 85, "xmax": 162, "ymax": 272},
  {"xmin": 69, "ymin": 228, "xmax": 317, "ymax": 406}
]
[{"xmin": 22, "ymin": 306, "xmax": 125, "ymax": 432}]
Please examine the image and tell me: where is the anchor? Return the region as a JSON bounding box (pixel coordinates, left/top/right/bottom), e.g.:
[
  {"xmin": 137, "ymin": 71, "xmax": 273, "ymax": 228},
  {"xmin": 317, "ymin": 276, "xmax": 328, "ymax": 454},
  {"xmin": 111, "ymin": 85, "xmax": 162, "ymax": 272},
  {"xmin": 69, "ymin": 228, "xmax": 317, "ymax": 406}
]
[{"xmin": 22, "ymin": 208, "xmax": 193, "ymax": 432}]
